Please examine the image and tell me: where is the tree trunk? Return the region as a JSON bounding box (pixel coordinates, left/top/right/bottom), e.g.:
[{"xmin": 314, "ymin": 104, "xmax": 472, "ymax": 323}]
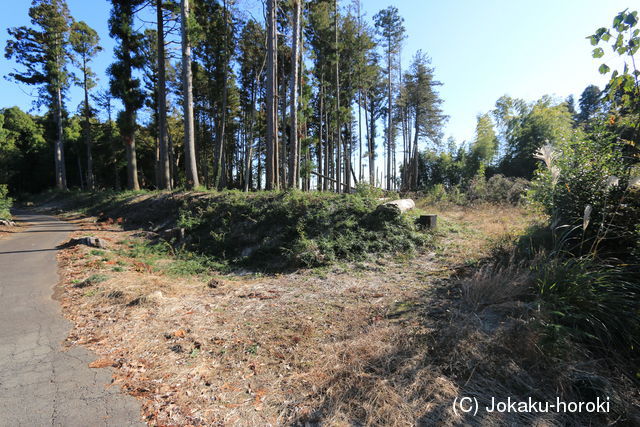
[
  {"xmin": 157, "ymin": 0, "xmax": 171, "ymax": 190},
  {"xmin": 344, "ymin": 123, "xmax": 351, "ymax": 191},
  {"xmin": 386, "ymin": 36, "xmax": 392, "ymax": 191},
  {"xmin": 364, "ymin": 93, "xmax": 375, "ymax": 186},
  {"xmin": 124, "ymin": 108, "xmax": 140, "ymax": 191},
  {"xmin": 288, "ymin": 0, "xmax": 302, "ymax": 189},
  {"xmin": 213, "ymin": 0, "xmax": 229, "ymax": 190},
  {"xmin": 412, "ymin": 112, "xmax": 419, "ymax": 190},
  {"xmin": 181, "ymin": 0, "xmax": 200, "ymax": 189},
  {"xmin": 55, "ymin": 85, "xmax": 67, "ymax": 190},
  {"xmin": 334, "ymin": 0, "xmax": 341, "ymax": 193},
  {"xmin": 77, "ymin": 155, "xmax": 84, "ymax": 190},
  {"xmin": 325, "ymin": 108, "xmax": 331, "ymax": 191},
  {"xmin": 317, "ymin": 79, "xmax": 324, "ymax": 191},
  {"xmin": 82, "ymin": 59, "xmax": 94, "ymax": 191},
  {"xmin": 266, "ymin": 0, "xmax": 278, "ymax": 190},
  {"xmin": 244, "ymin": 82, "xmax": 256, "ymax": 192}
]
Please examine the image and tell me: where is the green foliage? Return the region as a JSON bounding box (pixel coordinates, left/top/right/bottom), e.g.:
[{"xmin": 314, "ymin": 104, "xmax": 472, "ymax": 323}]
[
  {"xmin": 354, "ymin": 183, "xmax": 385, "ymax": 199},
  {"xmin": 528, "ymin": 123, "xmax": 639, "ymax": 258},
  {"xmin": 108, "ymin": 0, "xmax": 146, "ymax": 129},
  {"xmin": 176, "ymin": 191, "xmax": 427, "ymax": 270},
  {"xmin": 589, "ymin": 9, "xmax": 640, "ymax": 114},
  {"xmin": 70, "ymin": 20, "xmax": 102, "ymax": 96},
  {"xmin": 494, "ymin": 95, "xmax": 576, "ymax": 179},
  {"xmin": 403, "ymin": 50, "xmax": 448, "ymax": 138},
  {"xmin": 74, "ymin": 273, "xmax": 108, "ymax": 288},
  {"xmin": 468, "ymin": 174, "xmax": 529, "ymax": 205},
  {"xmin": 577, "ymin": 85, "xmax": 604, "ymax": 124},
  {"xmin": 536, "ymin": 255, "xmax": 640, "ymax": 355},
  {"xmin": 4, "ymin": 0, "xmax": 73, "ymax": 111},
  {"xmin": 0, "ymin": 185, "xmax": 12, "ymax": 219},
  {"xmin": 0, "ymin": 107, "xmax": 50, "ymax": 193},
  {"xmin": 467, "ymin": 113, "xmax": 498, "ymax": 175}
]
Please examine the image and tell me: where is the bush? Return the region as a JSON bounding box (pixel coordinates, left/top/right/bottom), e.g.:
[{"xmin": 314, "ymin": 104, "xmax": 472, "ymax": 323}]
[
  {"xmin": 488, "ymin": 228, "xmax": 640, "ymax": 359},
  {"xmin": 420, "ymin": 175, "xmax": 529, "ymax": 206},
  {"xmin": 536, "ymin": 255, "xmax": 640, "ymax": 355},
  {"xmin": 176, "ymin": 191, "xmax": 428, "ymax": 270},
  {"xmin": 468, "ymin": 174, "xmax": 529, "ymax": 205},
  {"xmin": 528, "ymin": 129, "xmax": 640, "ymax": 259},
  {"xmin": 0, "ymin": 185, "xmax": 12, "ymax": 219}
]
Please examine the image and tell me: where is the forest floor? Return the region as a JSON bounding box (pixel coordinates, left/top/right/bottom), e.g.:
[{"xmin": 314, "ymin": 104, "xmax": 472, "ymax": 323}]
[{"xmin": 52, "ymin": 200, "xmax": 565, "ymax": 426}]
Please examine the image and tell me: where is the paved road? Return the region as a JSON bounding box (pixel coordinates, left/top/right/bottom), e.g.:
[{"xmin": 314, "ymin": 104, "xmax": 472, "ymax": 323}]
[{"xmin": 0, "ymin": 213, "xmax": 144, "ymax": 426}]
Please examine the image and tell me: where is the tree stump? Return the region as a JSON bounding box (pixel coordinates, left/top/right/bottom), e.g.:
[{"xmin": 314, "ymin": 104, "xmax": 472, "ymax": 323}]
[{"xmin": 416, "ymin": 214, "xmax": 437, "ymax": 229}]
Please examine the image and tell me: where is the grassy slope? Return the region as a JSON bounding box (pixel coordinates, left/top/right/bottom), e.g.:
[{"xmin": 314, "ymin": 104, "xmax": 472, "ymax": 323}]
[{"xmin": 34, "ymin": 189, "xmax": 428, "ymax": 272}]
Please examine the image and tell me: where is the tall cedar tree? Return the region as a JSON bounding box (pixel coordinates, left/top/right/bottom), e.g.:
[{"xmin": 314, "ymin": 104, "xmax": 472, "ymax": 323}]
[
  {"xmin": 403, "ymin": 51, "xmax": 446, "ymax": 189},
  {"xmin": 373, "ymin": 6, "xmax": 405, "ymax": 190},
  {"xmin": 266, "ymin": 0, "xmax": 279, "ymax": 189},
  {"xmin": 108, "ymin": 0, "xmax": 146, "ymax": 190},
  {"xmin": 5, "ymin": 0, "xmax": 74, "ymax": 190},
  {"xmin": 156, "ymin": 0, "xmax": 171, "ymax": 189},
  {"xmin": 181, "ymin": 0, "xmax": 200, "ymax": 188},
  {"xmin": 288, "ymin": 0, "xmax": 302, "ymax": 188},
  {"xmin": 70, "ymin": 20, "xmax": 101, "ymax": 190}
]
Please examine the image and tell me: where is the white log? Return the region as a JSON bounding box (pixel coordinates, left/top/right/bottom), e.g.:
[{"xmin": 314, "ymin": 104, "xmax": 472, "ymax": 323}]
[{"xmin": 382, "ymin": 199, "xmax": 415, "ymax": 213}]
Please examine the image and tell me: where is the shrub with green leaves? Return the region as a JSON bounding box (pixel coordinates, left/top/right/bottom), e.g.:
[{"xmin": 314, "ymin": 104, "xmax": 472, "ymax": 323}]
[
  {"xmin": 536, "ymin": 254, "xmax": 640, "ymax": 355},
  {"xmin": 0, "ymin": 184, "xmax": 12, "ymax": 219},
  {"xmin": 468, "ymin": 174, "xmax": 529, "ymax": 205},
  {"xmin": 177, "ymin": 191, "xmax": 427, "ymax": 270},
  {"xmin": 528, "ymin": 128, "xmax": 640, "ymax": 258}
]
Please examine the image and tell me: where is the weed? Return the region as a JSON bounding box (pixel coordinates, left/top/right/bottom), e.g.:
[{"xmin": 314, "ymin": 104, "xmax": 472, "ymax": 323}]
[
  {"xmin": 73, "ymin": 273, "xmax": 108, "ymax": 288},
  {"xmin": 245, "ymin": 343, "xmax": 259, "ymax": 355}
]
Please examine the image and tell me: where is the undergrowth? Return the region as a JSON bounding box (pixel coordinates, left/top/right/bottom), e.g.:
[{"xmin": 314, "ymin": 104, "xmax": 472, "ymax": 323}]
[
  {"xmin": 36, "ymin": 189, "xmax": 430, "ymax": 272},
  {"xmin": 490, "ymin": 225, "xmax": 640, "ymax": 366},
  {"xmin": 0, "ymin": 184, "xmax": 12, "ymax": 219},
  {"xmin": 177, "ymin": 190, "xmax": 429, "ymax": 271}
]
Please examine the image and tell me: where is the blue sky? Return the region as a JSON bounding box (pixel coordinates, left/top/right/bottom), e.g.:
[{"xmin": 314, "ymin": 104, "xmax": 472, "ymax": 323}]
[{"xmin": 0, "ymin": 0, "xmax": 634, "ymax": 146}]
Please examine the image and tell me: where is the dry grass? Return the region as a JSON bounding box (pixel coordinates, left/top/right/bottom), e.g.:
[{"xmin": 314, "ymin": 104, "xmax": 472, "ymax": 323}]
[
  {"xmin": 53, "ymin": 203, "xmax": 638, "ymax": 426},
  {"xmin": 422, "ymin": 202, "xmax": 544, "ymax": 266}
]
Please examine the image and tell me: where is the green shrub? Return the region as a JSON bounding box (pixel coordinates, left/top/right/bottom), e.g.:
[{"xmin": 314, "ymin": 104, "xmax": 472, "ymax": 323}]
[
  {"xmin": 0, "ymin": 184, "xmax": 12, "ymax": 219},
  {"xmin": 536, "ymin": 255, "xmax": 640, "ymax": 356},
  {"xmin": 468, "ymin": 174, "xmax": 529, "ymax": 205},
  {"xmin": 528, "ymin": 129, "xmax": 640, "ymax": 259},
  {"xmin": 421, "ymin": 175, "xmax": 528, "ymax": 206},
  {"xmin": 177, "ymin": 191, "xmax": 428, "ymax": 270}
]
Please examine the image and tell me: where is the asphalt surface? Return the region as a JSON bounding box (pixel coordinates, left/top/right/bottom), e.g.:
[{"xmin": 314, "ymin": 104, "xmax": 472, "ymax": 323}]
[{"xmin": 0, "ymin": 213, "xmax": 144, "ymax": 426}]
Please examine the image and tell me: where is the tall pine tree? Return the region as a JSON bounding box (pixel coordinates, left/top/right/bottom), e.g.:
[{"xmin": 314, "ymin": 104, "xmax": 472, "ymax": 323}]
[
  {"xmin": 5, "ymin": 0, "xmax": 74, "ymax": 190},
  {"xmin": 108, "ymin": 0, "xmax": 146, "ymax": 190}
]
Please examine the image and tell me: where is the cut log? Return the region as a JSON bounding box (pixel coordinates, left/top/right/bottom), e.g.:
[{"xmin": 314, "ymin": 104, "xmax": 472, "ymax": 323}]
[
  {"xmin": 381, "ymin": 199, "xmax": 415, "ymax": 213},
  {"xmin": 376, "ymin": 199, "xmax": 415, "ymax": 219}
]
